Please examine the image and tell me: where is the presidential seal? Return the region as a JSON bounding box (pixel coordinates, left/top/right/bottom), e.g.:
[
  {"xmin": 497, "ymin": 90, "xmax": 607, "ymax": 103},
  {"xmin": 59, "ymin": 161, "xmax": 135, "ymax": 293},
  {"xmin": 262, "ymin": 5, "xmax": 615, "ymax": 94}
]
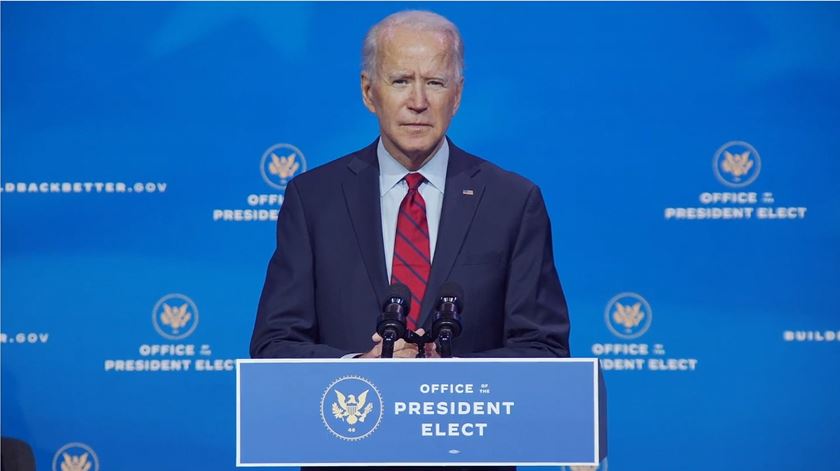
[
  {"xmin": 605, "ymin": 292, "xmax": 653, "ymax": 340},
  {"xmin": 260, "ymin": 143, "xmax": 306, "ymax": 191},
  {"xmin": 52, "ymin": 442, "xmax": 100, "ymax": 471},
  {"xmin": 320, "ymin": 375, "xmax": 383, "ymax": 441},
  {"xmin": 152, "ymin": 293, "xmax": 199, "ymax": 340},
  {"xmin": 713, "ymin": 140, "xmax": 761, "ymax": 188}
]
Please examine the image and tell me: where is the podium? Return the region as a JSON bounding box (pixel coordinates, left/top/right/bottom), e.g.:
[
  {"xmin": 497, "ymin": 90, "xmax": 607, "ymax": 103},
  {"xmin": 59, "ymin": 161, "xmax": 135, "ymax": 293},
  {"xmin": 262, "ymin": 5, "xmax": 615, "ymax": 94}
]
[{"xmin": 236, "ymin": 358, "xmax": 607, "ymax": 467}]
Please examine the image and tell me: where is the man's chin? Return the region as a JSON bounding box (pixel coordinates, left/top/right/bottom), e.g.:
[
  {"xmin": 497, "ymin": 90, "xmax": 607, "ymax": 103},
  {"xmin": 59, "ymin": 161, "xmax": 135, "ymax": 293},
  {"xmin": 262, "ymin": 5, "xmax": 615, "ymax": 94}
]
[
  {"xmin": 389, "ymin": 138, "xmax": 443, "ymax": 166},
  {"xmin": 403, "ymin": 145, "xmax": 439, "ymax": 164}
]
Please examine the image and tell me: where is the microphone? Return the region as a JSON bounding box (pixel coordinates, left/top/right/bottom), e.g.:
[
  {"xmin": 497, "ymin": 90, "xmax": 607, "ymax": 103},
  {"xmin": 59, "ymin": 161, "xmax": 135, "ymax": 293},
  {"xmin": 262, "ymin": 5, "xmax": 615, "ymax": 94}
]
[
  {"xmin": 376, "ymin": 283, "xmax": 411, "ymax": 358},
  {"xmin": 431, "ymin": 281, "xmax": 464, "ymax": 358}
]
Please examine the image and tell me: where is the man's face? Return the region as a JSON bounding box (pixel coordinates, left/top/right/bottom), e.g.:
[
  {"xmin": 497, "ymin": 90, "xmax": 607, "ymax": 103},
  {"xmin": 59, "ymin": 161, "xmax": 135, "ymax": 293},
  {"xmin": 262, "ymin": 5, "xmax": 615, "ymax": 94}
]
[{"xmin": 362, "ymin": 27, "xmax": 463, "ymax": 168}]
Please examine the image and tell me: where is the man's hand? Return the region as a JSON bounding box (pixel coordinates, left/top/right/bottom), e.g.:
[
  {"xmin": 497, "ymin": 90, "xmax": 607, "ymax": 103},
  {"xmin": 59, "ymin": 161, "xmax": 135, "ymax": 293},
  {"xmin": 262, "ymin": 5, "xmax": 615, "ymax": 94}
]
[
  {"xmin": 423, "ymin": 340, "xmax": 441, "ymax": 358},
  {"xmin": 360, "ymin": 329, "xmax": 430, "ymax": 358}
]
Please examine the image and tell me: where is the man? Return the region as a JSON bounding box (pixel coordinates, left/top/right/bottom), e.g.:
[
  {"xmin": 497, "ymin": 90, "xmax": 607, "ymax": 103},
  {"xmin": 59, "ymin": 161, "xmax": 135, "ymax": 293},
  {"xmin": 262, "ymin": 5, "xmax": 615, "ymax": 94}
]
[{"xmin": 251, "ymin": 10, "xmax": 569, "ymax": 361}]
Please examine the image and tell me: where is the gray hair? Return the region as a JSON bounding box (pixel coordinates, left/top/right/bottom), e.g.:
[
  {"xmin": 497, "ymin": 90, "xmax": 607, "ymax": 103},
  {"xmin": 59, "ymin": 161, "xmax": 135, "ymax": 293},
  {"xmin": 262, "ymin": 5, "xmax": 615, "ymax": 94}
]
[{"xmin": 362, "ymin": 10, "xmax": 464, "ymax": 80}]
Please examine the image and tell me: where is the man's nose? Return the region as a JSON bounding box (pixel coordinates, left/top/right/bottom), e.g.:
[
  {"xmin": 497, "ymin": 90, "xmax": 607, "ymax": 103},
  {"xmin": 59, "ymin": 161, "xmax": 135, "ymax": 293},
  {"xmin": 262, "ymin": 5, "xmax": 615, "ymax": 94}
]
[{"xmin": 407, "ymin": 83, "xmax": 429, "ymax": 112}]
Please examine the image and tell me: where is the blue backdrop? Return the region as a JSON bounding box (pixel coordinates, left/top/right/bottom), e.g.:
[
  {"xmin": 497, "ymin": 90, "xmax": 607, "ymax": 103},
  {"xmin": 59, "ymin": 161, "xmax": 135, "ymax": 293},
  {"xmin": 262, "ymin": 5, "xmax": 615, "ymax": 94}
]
[{"xmin": 2, "ymin": 2, "xmax": 839, "ymax": 470}]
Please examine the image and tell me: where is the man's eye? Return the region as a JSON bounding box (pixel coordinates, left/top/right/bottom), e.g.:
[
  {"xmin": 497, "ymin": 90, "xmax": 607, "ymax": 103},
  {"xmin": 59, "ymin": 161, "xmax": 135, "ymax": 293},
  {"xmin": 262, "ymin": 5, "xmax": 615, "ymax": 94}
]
[
  {"xmin": 428, "ymin": 81, "xmax": 445, "ymax": 87},
  {"xmin": 392, "ymin": 79, "xmax": 408, "ymax": 85}
]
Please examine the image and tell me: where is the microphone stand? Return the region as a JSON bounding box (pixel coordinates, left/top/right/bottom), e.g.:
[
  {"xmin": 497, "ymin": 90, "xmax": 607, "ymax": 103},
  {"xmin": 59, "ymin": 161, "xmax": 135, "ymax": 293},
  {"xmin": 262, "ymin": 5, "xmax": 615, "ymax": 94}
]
[
  {"xmin": 376, "ymin": 288, "xmax": 409, "ymax": 359},
  {"xmin": 436, "ymin": 328, "xmax": 453, "ymax": 358},
  {"xmin": 431, "ymin": 298, "xmax": 462, "ymax": 358},
  {"xmin": 404, "ymin": 330, "xmax": 432, "ymax": 358},
  {"xmin": 380, "ymin": 328, "xmax": 398, "ymax": 358}
]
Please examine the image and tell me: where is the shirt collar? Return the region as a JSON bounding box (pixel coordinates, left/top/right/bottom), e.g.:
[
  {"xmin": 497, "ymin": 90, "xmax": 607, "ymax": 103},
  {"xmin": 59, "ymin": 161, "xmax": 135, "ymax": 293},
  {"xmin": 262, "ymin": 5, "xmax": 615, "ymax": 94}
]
[{"xmin": 378, "ymin": 137, "xmax": 449, "ymax": 197}]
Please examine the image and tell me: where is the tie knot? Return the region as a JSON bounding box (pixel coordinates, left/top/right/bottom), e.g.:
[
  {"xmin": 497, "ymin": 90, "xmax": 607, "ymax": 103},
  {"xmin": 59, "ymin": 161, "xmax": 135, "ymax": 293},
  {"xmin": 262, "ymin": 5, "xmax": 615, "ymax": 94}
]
[{"xmin": 404, "ymin": 173, "xmax": 425, "ymax": 191}]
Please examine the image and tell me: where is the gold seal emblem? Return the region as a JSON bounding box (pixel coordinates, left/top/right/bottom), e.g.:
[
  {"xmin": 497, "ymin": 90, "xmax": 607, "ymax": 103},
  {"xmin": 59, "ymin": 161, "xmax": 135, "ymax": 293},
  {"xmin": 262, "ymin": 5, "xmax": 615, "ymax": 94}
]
[
  {"xmin": 152, "ymin": 293, "xmax": 199, "ymax": 340},
  {"xmin": 268, "ymin": 152, "xmax": 300, "ymax": 180},
  {"xmin": 160, "ymin": 303, "xmax": 192, "ymax": 333},
  {"xmin": 721, "ymin": 150, "xmax": 753, "ymax": 179},
  {"xmin": 260, "ymin": 143, "xmax": 307, "ymax": 190},
  {"xmin": 713, "ymin": 140, "xmax": 761, "ymax": 188},
  {"xmin": 612, "ymin": 302, "xmax": 644, "ymax": 330},
  {"xmin": 52, "ymin": 443, "xmax": 100, "ymax": 471},
  {"xmin": 320, "ymin": 375, "xmax": 383, "ymax": 441},
  {"xmin": 605, "ymin": 292, "xmax": 652, "ymax": 339},
  {"xmin": 331, "ymin": 389, "xmax": 374, "ymax": 425}
]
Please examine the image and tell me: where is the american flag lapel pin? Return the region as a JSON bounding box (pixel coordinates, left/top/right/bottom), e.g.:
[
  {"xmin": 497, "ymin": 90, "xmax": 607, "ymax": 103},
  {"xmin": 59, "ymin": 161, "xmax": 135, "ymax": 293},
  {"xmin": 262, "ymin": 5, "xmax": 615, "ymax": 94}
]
[{"xmin": 462, "ymin": 189, "xmax": 475, "ymax": 196}]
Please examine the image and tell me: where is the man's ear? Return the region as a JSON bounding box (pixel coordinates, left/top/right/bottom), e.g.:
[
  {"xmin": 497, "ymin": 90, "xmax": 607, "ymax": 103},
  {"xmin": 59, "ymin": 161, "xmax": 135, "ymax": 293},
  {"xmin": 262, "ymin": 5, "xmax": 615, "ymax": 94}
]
[
  {"xmin": 361, "ymin": 73, "xmax": 377, "ymax": 113},
  {"xmin": 451, "ymin": 77, "xmax": 464, "ymax": 116}
]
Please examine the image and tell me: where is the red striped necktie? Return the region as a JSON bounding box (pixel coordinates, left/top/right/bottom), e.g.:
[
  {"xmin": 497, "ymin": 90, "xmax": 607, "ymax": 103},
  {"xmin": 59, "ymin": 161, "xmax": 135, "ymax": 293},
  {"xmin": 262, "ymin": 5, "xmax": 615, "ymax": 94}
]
[{"xmin": 390, "ymin": 172, "xmax": 431, "ymax": 330}]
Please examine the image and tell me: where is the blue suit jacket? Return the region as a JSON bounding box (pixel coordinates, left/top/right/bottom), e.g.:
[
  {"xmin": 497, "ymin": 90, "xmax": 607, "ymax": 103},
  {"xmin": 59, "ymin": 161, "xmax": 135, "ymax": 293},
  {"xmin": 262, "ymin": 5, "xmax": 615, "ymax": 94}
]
[{"xmin": 250, "ymin": 139, "xmax": 570, "ymax": 358}]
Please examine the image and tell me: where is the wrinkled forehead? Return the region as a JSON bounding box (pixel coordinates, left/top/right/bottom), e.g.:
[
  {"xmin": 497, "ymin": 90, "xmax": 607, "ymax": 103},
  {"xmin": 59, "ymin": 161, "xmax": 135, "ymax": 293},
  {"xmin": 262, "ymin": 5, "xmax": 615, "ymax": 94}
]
[{"xmin": 377, "ymin": 27, "xmax": 458, "ymax": 75}]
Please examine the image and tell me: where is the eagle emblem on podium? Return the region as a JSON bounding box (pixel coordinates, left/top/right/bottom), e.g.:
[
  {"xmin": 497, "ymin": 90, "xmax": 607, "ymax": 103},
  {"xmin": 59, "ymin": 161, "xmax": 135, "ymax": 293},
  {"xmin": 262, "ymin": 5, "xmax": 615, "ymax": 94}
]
[
  {"xmin": 321, "ymin": 375, "xmax": 383, "ymax": 440},
  {"xmin": 331, "ymin": 389, "xmax": 374, "ymax": 425}
]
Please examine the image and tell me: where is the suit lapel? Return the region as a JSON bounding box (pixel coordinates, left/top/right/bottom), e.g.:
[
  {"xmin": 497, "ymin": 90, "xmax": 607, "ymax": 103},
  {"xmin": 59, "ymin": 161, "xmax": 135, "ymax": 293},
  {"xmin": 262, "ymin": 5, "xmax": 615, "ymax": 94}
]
[
  {"xmin": 419, "ymin": 142, "xmax": 484, "ymax": 327},
  {"xmin": 343, "ymin": 142, "xmax": 389, "ymax": 306}
]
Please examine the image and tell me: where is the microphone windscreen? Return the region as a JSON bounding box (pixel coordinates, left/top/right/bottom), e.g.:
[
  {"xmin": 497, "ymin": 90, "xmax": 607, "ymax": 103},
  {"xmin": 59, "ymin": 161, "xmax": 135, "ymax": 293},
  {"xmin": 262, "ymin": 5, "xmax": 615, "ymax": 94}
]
[
  {"xmin": 439, "ymin": 281, "xmax": 464, "ymax": 303},
  {"xmin": 387, "ymin": 282, "xmax": 411, "ymax": 305}
]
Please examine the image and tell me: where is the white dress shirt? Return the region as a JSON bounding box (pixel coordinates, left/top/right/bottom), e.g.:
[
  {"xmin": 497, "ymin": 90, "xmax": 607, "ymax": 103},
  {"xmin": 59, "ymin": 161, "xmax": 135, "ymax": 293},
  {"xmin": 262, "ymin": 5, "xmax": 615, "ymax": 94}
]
[{"xmin": 378, "ymin": 138, "xmax": 449, "ymax": 280}]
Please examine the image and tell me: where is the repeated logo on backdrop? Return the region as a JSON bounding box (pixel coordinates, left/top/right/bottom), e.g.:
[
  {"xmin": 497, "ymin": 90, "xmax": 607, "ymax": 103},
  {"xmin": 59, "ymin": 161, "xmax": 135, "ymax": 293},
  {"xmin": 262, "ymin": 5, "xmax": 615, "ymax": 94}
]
[
  {"xmin": 103, "ymin": 293, "xmax": 234, "ymax": 373},
  {"xmin": 712, "ymin": 141, "xmax": 761, "ymax": 188},
  {"xmin": 664, "ymin": 141, "xmax": 808, "ymax": 221},
  {"xmin": 52, "ymin": 443, "xmax": 99, "ymax": 471},
  {"xmin": 604, "ymin": 292, "xmax": 652, "ymax": 340},
  {"xmin": 260, "ymin": 143, "xmax": 307, "ymax": 190},
  {"xmin": 212, "ymin": 143, "xmax": 307, "ymax": 222},
  {"xmin": 151, "ymin": 293, "xmax": 199, "ymax": 340},
  {"xmin": 592, "ymin": 293, "xmax": 699, "ymax": 372}
]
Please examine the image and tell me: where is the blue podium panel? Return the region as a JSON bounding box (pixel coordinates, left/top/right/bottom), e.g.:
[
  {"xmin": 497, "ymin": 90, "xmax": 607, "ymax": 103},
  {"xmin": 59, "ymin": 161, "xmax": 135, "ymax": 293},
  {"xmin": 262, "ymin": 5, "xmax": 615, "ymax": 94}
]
[{"xmin": 237, "ymin": 358, "xmax": 603, "ymax": 467}]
